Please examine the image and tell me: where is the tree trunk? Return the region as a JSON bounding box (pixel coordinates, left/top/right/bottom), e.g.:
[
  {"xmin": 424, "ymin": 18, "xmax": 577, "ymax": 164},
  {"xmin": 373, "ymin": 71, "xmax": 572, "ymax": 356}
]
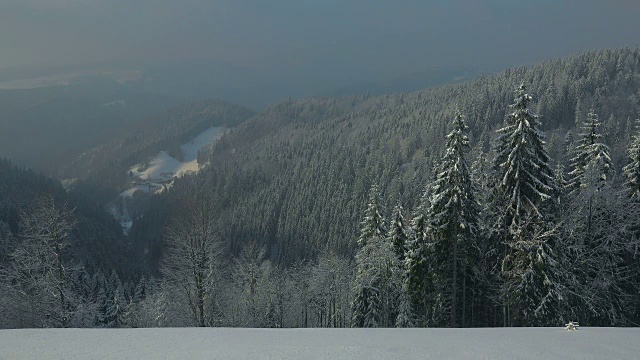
[
  {"xmin": 55, "ymin": 242, "xmax": 67, "ymax": 328},
  {"xmin": 451, "ymin": 237, "xmax": 458, "ymax": 328},
  {"xmin": 462, "ymin": 261, "xmax": 467, "ymax": 327}
]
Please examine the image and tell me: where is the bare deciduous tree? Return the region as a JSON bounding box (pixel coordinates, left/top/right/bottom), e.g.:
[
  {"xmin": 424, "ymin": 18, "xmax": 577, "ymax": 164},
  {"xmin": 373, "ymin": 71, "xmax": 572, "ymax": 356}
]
[
  {"xmin": 0, "ymin": 196, "xmax": 79, "ymax": 328},
  {"xmin": 161, "ymin": 196, "xmax": 222, "ymax": 327}
]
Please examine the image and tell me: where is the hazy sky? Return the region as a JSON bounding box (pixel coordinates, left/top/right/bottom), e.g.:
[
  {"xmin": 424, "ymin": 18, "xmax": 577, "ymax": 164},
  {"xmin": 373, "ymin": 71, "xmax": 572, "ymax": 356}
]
[{"xmin": 1, "ymin": 0, "xmax": 639, "ymax": 80}]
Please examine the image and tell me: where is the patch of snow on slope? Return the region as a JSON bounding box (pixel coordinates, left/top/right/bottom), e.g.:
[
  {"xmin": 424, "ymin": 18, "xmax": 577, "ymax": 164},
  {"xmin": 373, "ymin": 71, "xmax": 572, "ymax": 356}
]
[
  {"xmin": 122, "ymin": 127, "xmax": 225, "ymax": 197},
  {"xmin": 0, "ymin": 327, "xmax": 638, "ymax": 360},
  {"xmin": 130, "ymin": 151, "xmax": 185, "ymax": 181},
  {"xmin": 111, "ymin": 127, "xmax": 226, "ymax": 234},
  {"xmin": 182, "ymin": 126, "xmax": 226, "ymax": 164}
]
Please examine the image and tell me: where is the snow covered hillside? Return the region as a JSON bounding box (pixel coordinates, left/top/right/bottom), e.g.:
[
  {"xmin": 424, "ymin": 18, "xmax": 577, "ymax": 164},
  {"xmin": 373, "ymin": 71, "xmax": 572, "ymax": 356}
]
[
  {"xmin": 111, "ymin": 127, "xmax": 226, "ymax": 233},
  {"xmin": 1, "ymin": 327, "xmax": 638, "ymax": 360},
  {"xmin": 122, "ymin": 126, "xmax": 226, "ymax": 197}
]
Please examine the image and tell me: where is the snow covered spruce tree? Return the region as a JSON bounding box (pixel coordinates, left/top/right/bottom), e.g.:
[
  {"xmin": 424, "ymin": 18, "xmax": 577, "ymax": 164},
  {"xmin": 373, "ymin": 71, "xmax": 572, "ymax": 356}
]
[
  {"xmin": 352, "ymin": 184, "xmax": 403, "ymax": 327},
  {"xmin": 623, "ymin": 118, "xmax": 640, "ymax": 200},
  {"xmin": 427, "ymin": 110, "xmax": 480, "ymax": 327},
  {"xmin": 161, "ymin": 194, "xmax": 222, "ymax": 327},
  {"xmin": 385, "ymin": 204, "xmax": 415, "ymax": 327},
  {"xmin": 492, "ymin": 84, "xmax": 561, "ymax": 326},
  {"xmin": 553, "ymin": 162, "xmax": 568, "ymax": 205},
  {"xmin": 568, "ymin": 110, "xmax": 613, "ymax": 192},
  {"xmin": 501, "ymin": 216, "xmax": 566, "ymax": 326},
  {"xmin": 104, "ymin": 287, "xmax": 127, "ymax": 328},
  {"xmin": 387, "ymin": 204, "xmax": 408, "ymax": 262},
  {"xmin": 404, "ymin": 188, "xmax": 434, "ymax": 326},
  {"xmin": 471, "ymin": 149, "xmax": 504, "ymax": 326},
  {"xmin": 357, "ymin": 184, "xmax": 386, "ymax": 248},
  {"xmin": 494, "ymin": 84, "xmax": 555, "ymax": 228}
]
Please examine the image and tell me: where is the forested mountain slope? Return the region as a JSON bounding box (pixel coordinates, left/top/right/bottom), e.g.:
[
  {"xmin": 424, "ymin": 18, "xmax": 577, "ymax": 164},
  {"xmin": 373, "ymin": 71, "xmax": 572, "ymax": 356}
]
[
  {"xmin": 0, "ymin": 158, "xmax": 143, "ymax": 328},
  {"xmin": 0, "ymin": 158, "xmax": 132, "ymax": 272},
  {"xmin": 136, "ymin": 47, "xmax": 640, "ymax": 266},
  {"xmin": 3, "ymin": 47, "xmax": 640, "ymax": 329}
]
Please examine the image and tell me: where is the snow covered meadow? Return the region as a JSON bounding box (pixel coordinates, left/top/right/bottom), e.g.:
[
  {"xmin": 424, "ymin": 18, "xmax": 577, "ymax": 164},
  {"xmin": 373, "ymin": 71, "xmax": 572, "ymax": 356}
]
[
  {"xmin": 120, "ymin": 126, "xmax": 226, "ymax": 198},
  {"xmin": 1, "ymin": 327, "xmax": 638, "ymax": 360}
]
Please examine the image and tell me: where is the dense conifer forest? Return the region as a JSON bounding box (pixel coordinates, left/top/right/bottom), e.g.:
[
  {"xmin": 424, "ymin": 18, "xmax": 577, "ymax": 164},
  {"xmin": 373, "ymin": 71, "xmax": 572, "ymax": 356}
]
[{"xmin": 2, "ymin": 47, "xmax": 640, "ymax": 329}]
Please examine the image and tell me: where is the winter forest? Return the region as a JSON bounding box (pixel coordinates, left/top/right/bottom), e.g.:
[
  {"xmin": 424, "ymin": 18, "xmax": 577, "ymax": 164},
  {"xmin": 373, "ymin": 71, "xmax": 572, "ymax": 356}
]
[{"xmin": 2, "ymin": 48, "xmax": 640, "ymax": 330}]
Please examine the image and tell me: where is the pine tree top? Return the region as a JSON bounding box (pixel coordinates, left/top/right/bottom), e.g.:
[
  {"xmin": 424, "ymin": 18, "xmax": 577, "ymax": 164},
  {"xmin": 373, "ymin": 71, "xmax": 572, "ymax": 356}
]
[
  {"xmin": 623, "ymin": 118, "xmax": 640, "ymax": 199},
  {"xmin": 430, "ymin": 110, "xmax": 478, "ymax": 236},
  {"xmin": 358, "ymin": 184, "xmax": 386, "ymax": 247},
  {"xmin": 568, "ymin": 110, "xmax": 613, "ymax": 191},
  {"xmin": 493, "ymin": 84, "xmax": 554, "ymax": 222}
]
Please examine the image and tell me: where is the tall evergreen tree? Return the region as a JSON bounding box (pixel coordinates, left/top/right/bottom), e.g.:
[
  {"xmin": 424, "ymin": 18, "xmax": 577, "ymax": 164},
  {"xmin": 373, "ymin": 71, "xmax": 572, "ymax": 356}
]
[
  {"xmin": 471, "ymin": 149, "xmax": 502, "ymax": 326},
  {"xmin": 404, "ymin": 189, "xmax": 433, "ymax": 326},
  {"xmin": 387, "ymin": 204, "xmax": 408, "ymax": 262},
  {"xmin": 104, "ymin": 287, "xmax": 127, "ymax": 328},
  {"xmin": 357, "ymin": 184, "xmax": 386, "ymax": 248},
  {"xmin": 568, "ymin": 110, "xmax": 613, "ymax": 191},
  {"xmin": 395, "ymin": 281, "xmax": 415, "ymax": 327},
  {"xmin": 352, "ymin": 184, "xmax": 401, "ymax": 327},
  {"xmin": 493, "ymin": 84, "xmax": 555, "ymax": 226},
  {"xmin": 493, "ymin": 84, "xmax": 557, "ymax": 326},
  {"xmin": 553, "ymin": 162, "xmax": 567, "ymax": 202},
  {"xmin": 428, "ymin": 110, "xmax": 479, "ymax": 327},
  {"xmin": 623, "ymin": 118, "xmax": 640, "ymax": 200},
  {"xmin": 501, "ymin": 218, "xmax": 565, "ymax": 326}
]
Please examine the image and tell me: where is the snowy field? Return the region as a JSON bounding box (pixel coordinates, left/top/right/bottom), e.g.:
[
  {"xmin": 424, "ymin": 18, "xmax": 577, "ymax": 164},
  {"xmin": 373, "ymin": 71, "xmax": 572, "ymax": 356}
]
[
  {"xmin": 130, "ymin": 127, "xmax": 225, "ymax": 180},
  {"xmin": 121, "ymin": 127, "xmax": 226, "ymax": 198},
  {"xmin": 1, "ymin": 327, "xmax": 638, "ymax": 360},
  {"xmin": 129, "ymin": 127, "xmax": 226, "ymax": 181}
]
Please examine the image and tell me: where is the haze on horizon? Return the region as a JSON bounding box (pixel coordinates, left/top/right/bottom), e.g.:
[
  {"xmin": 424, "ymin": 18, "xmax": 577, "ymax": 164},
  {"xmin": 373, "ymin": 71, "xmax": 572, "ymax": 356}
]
[{"xmin": 1, "ymin": 0, "xmax": 639, "ymax": 104}]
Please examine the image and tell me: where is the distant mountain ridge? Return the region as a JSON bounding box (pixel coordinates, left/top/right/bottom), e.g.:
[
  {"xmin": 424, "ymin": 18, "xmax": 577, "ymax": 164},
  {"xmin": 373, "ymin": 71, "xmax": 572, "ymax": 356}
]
[{"xmin": 0, "ymin": 83, "xmax": 178, "ymax": 173}]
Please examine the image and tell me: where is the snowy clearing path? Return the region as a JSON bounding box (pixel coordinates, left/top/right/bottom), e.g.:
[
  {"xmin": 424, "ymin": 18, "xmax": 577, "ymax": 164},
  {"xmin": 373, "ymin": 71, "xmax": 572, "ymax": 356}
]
[{"xmin": 1, "ymin": 327, "xmax": 638, "ymax": 359}]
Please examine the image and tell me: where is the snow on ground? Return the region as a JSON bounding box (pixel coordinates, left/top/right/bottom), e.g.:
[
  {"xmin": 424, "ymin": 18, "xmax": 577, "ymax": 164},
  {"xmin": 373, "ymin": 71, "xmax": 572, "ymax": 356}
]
[
  {"xmin": 181, "ymin": 126, "xmax": 226, "ymax": 165},
  {"xmin": 111, "ymin": 127, "xmax": 226, "ymax": 233},
  {"xmin": 119, "ymin": 185, "xmax": 153, "ymax": 198},
  {"xmin": 121, "ymin": 127, "xmax": 226, "ymax": 197},
  {"xmin": 129, "ymin": 151, "xmax": 186, "ymax": 181},
  {"xmin": 0, "ymin": 327, "xmax": 638, "ymax": 360}
]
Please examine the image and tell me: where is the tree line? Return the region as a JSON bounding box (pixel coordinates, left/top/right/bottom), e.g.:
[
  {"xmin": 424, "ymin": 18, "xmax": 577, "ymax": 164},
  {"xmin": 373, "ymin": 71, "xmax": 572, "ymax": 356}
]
[{"xmin": 351, "ymin": 85, "xmax": 640, "ymax": 328}]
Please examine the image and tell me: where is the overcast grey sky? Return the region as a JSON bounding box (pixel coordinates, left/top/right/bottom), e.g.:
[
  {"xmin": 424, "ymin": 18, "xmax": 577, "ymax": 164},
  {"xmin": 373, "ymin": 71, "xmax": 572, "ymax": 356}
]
[{"xmin": 1, "ymin": 0, "xmax": 638, "ymax": 80}]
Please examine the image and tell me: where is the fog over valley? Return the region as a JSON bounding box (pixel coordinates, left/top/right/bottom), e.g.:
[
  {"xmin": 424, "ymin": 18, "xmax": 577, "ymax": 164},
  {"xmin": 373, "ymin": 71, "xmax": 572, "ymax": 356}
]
[{"xmin": 1, "ymin": 1, "xmax": 639, "ymax": 107}]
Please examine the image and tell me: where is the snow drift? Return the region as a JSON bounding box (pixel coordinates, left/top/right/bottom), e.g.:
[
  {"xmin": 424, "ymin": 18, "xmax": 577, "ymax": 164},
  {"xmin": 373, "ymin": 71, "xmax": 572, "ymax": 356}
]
[{"xmin": 0, "ymin": 327, "xmax": 638, "ymax": 360}]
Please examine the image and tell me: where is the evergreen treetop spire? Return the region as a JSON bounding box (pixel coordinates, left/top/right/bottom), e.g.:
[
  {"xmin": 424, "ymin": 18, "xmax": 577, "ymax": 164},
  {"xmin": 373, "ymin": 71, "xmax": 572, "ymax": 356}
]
[
  {"xmin": 387, "ymin": 204, "xmax": 408, "ymax": 262},
  {"xmin": 430, "ymin": 110, "xmax": 478, "ymax": 236},
  {"xmin": 358, "ymin": 184, "xmax": 386, "ymax": 248},
  {"xmin": 428, "ymin": 110, "xmax": 480, "ymax": 327},
  {"xmin": 623, "ymin": 118, "xmax": 640, "ymax": 200},
  {"xmin": 494, "ymin": 83, "xmax": 554, "ymax": 223},
  {"xmin": 568, "ymin": 110, "xmax": 612, "ymax": 191}
]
